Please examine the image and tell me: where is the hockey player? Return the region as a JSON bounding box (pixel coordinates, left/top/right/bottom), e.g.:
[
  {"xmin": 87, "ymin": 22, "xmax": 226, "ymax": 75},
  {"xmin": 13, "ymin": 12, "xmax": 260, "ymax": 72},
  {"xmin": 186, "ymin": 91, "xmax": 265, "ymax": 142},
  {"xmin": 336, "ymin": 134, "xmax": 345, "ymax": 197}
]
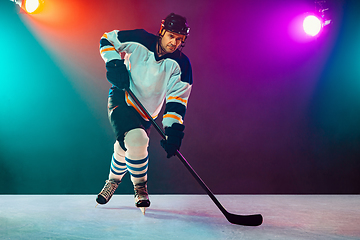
[{"xmin": 96, "ymin": 13, "xmax": 193, "ymax": 212}]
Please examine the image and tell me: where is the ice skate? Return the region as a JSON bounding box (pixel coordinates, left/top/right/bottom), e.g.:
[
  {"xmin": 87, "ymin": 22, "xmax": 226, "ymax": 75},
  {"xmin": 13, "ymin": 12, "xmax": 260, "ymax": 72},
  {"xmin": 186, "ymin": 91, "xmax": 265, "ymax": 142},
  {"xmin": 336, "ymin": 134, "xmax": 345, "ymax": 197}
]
[
  {"xmin": 96, "ymin": 179, "xmax": 121, "ymax": 205},
  {"xmin": 134, "ymin": 181, "xmax": 150, "ymax": 214}
]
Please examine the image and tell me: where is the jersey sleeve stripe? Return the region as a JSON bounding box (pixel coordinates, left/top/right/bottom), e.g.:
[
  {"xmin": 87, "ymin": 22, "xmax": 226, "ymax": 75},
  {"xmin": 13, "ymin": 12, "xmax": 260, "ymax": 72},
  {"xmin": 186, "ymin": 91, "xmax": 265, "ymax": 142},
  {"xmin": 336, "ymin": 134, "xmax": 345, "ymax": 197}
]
[
  {"xmin": 164, "ymin": 102, "xmax": 186, "ymax": 119},
  {"xmin": 100, "ymin": 47, "xmax": 116, "ymax": 54},
  {"xmin": 100, "ymin": 31, "xmax": 121, "ymax": 62},
  {"xmin": 166, "ymin": 96, "xmax": 188, "ymax": 105},
  {"xmin": 163, "ymin": 113, "xmax": 183, "ymax": 124}
]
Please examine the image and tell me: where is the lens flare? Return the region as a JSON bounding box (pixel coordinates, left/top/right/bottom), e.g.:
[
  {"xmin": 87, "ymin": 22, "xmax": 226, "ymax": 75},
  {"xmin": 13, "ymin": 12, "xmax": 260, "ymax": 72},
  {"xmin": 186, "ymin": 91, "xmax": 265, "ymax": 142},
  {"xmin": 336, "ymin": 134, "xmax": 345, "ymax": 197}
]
[
  {"xmin": 303, "ymin": 15, "xmax": 322, "ymax": 36},
  {"xmin": 23, "ymin": 0, "xmax": 41, "ymax": 13}
]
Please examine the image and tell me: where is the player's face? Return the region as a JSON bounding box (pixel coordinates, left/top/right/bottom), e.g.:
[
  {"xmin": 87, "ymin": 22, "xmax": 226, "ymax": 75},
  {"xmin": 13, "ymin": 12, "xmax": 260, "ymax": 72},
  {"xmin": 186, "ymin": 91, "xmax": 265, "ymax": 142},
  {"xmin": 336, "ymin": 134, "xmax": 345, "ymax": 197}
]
[{"xmin": 160, "ymin": 31, "xmax": 186, "ymax": 54}]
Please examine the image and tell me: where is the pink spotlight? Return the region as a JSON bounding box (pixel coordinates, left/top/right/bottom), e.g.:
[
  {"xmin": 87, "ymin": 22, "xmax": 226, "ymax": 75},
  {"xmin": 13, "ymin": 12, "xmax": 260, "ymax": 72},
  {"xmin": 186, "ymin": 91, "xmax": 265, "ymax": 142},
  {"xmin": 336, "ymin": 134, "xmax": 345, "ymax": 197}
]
[{"xmin": 303, "ymin": 15, "xmax": 322, "ymax": 36}]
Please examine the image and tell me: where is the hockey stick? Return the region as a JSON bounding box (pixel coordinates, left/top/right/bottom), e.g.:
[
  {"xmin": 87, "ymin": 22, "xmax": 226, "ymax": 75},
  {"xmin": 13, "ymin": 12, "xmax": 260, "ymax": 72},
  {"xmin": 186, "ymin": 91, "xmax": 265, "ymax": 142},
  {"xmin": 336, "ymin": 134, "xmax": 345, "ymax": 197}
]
[{"xmin": 125, "ymin": 88, "xmax": 263, "ymax": 226}]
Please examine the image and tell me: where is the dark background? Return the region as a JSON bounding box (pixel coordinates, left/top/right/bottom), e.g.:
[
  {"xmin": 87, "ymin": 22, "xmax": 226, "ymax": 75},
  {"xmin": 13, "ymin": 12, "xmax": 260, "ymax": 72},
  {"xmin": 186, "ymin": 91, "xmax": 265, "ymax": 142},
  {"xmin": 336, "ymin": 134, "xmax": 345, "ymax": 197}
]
[{"xmin": 1, "ymin": 0, "xmax": 359, "ymax": 194}]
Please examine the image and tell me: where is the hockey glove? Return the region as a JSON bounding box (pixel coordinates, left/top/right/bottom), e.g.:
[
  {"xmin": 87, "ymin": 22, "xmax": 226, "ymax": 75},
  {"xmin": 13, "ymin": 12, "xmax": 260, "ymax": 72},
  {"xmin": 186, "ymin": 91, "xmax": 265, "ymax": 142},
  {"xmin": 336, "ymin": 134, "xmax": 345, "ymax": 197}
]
[
  {"xmin": 160, "ymin": 123, "xmax": 185, "ymax": 158},
  {"xmin": 105, "ymin": 59, "xmax": 130, "ymax": 90}
]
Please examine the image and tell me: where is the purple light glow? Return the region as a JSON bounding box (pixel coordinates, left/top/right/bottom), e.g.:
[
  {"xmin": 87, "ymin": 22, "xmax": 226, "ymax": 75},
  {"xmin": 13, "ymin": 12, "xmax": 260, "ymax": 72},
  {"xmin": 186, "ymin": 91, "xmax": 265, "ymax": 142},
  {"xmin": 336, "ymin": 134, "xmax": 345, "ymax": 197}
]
[
  {"xmin": 289, "ymin": 12, "xmax": 322, "ymax": 43},
  {"xmin": 303, "ymin": 15, "xmax": 322, "ymax": 36}
]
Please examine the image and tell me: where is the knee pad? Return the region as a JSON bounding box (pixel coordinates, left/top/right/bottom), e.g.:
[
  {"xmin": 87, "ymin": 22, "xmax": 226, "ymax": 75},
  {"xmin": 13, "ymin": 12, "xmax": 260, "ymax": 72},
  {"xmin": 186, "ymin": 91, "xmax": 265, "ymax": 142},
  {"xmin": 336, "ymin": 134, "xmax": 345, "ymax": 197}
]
[
  {"xmin": 124, "ymin": 128, "xmax": 149, "ymax": 148},
  {"xmin": 124, "ymin": 128, "xmax": 149, "ymax": 158}
]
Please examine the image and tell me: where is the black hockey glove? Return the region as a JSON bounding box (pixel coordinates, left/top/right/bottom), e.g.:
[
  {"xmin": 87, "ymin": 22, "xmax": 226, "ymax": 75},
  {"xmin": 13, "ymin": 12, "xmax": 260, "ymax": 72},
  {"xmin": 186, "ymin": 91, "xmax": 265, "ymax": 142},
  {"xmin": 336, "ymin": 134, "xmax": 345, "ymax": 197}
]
[
  {"xmin": 105, "ymin": 59, "xmax": 130, "ymax": 90},
  {"xmin": 160, "ymin": 123, "xmax": 185, "ymax": 158}
]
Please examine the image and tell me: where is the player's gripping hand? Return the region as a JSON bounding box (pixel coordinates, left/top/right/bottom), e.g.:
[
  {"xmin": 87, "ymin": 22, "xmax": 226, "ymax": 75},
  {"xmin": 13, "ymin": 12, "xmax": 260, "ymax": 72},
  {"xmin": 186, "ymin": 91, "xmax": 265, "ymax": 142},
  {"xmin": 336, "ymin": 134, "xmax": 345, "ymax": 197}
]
[
  {"xmin": 160, "ymin": 123, "xmax": 185, "ymax": 158},
  {"xmin": 105, "ymin": 59, "xmax": 129, "ymax": 90}
]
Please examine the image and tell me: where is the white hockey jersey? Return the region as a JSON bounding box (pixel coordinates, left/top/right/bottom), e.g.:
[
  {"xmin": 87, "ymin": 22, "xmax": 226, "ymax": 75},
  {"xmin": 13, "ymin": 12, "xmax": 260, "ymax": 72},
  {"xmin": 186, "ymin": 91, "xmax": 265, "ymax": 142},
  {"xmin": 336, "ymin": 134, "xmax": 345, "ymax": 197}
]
[{"xmin": 100, "ymin": 29, "xmax": 193, "ymax": 128}]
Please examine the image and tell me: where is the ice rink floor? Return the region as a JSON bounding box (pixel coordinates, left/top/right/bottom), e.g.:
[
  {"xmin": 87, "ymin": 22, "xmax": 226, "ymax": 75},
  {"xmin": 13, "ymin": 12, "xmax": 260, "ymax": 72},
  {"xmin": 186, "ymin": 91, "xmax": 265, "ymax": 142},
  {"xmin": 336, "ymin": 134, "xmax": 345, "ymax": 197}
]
[{"xmin": 0, "ymin": 195, "xmax": 359, "ymax": 239}]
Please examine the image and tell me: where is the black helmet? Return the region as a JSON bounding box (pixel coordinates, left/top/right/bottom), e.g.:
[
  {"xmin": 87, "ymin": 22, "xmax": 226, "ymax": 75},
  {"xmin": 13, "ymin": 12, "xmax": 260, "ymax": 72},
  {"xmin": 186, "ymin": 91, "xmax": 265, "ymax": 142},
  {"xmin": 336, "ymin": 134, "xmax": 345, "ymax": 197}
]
[{"xmin": 159, "ymin": 13, "xmax": 190, "ymax": 41}]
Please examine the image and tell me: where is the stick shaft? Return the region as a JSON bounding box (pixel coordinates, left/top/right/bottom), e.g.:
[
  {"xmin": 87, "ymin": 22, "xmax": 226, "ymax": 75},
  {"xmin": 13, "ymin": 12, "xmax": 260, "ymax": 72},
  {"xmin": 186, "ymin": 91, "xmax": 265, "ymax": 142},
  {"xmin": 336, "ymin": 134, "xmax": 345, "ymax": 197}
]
[
  {"xmin": 126, "ymin": 89, "xmax": 263, "ymax": 226},
  {"xmin": 126, "ymin": 89, "xmax": 229, "ymax": 215}
]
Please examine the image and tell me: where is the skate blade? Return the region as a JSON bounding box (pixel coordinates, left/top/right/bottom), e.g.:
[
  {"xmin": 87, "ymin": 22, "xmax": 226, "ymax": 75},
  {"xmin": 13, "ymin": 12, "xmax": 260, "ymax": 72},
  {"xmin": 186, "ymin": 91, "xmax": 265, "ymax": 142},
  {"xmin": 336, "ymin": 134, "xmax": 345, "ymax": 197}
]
[{"xmin": 139, "ymin": 207, "xmax": 147, "ymax": 215}]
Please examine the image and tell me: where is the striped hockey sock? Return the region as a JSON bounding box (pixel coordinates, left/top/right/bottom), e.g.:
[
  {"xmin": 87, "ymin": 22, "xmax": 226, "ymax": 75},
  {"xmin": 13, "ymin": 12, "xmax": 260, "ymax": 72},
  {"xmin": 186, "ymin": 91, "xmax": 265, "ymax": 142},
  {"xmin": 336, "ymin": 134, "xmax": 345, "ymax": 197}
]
[
  {"xmin": 109, "ymin": 153, "xmax": 128, "ymax": 181},
  {"xmin": 126, "ymin": 156, "xmax": 148, "ymax": 185},
  {"xmin": 108, "ymin": 141, "xmax": 128, "ymax": 181},
  {"xmin": 123, "ymin": 128, "xmax": 149, "ymax": 185}
]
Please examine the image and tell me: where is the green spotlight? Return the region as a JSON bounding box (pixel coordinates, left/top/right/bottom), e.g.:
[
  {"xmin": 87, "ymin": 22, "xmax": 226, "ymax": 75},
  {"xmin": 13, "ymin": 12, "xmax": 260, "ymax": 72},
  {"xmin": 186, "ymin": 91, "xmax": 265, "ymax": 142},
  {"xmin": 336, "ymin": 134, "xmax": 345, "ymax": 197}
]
[{"xmin": 10, "ymin": 0, "xmax": 44, "ymax": 14}]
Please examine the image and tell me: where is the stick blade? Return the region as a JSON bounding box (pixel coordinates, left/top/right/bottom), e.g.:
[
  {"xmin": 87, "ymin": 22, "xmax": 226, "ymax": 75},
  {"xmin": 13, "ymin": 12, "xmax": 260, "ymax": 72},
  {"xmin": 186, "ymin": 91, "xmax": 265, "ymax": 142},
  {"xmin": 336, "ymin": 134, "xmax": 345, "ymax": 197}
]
[{"xmin": 225, "ymin": 212, "xmax": 263, "ymax": 226}]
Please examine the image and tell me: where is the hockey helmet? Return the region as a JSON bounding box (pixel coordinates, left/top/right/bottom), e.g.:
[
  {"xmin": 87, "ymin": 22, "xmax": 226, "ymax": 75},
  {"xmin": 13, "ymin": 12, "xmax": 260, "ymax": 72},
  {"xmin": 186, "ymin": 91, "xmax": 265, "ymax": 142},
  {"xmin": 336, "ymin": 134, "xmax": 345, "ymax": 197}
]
[{"xmin": 159, "ymin": 13, "xmax": 190, "ymax": 42}]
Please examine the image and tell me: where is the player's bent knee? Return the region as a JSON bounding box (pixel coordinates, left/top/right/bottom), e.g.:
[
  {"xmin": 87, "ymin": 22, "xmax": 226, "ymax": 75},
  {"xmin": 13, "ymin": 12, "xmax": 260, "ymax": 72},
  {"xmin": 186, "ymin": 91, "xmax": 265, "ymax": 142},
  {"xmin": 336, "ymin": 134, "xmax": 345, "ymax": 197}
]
[{"xmin": 124, "ymin": 128, "xmax": 149, "ymax": 148}]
